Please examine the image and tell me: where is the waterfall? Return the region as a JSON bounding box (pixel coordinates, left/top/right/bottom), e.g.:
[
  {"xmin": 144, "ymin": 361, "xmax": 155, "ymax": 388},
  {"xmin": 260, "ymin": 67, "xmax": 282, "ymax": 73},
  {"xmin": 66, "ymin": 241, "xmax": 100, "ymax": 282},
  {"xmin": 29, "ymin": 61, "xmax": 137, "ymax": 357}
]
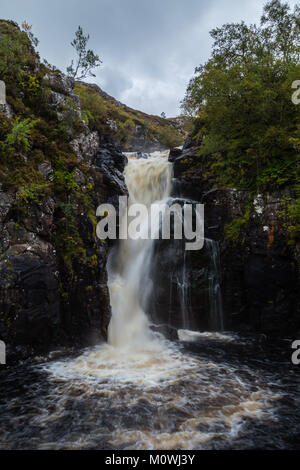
[
  {"xmin": 107, "ymin": 153, "xmax": 172, "ymax": 349},
  {"xmin": 42, "ymin": 154, "xmax": 277, "ymax": 453},
  {"xmin": 206, "ymin": 239, "xmax": 224, "ymax": 331},
  {"xmin": 107, "ymin": 151, "xmax": 223, "ymax": 349}
]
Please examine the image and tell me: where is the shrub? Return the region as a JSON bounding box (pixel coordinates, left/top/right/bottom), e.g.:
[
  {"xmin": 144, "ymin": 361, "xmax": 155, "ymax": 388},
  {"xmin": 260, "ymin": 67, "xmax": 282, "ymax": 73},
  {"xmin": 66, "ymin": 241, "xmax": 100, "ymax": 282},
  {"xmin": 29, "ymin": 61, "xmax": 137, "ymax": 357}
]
[
  {"xmin": 5, "ymin": 117, "xmax": 37, "ymax": 152},
  {"xmin": 158, "ymin": 125, "xmax": 184, "ymax": 149}
]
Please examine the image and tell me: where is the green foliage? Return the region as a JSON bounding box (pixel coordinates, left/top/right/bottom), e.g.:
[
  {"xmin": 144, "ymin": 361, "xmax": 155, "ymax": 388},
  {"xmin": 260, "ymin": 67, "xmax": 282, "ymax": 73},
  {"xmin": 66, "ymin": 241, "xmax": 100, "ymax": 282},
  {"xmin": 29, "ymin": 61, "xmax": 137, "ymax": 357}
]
[
  {"xmin": 74, "ymin": 83, "xmax": 108, "ymax": 131},
  {"xmin": 53, "ymin": 170, "xmax": 80, "ymax": 193},
  {"xmin": 19, "ymin": 74, "xmax": 40, "ymax": 95},
  {"xmin": 117, "ymin": 118, "xmax": 135, "ymax": 143},
  {"xmin": 279, "ymin": 186, "xmax": 300, "ymax": 244},
  {"xmin": 5, "ymin": 117, "xmax": 37, "ymax": 152},
  {"xmin": 67, "ymin": 26, "xmax": 102, "ymax": 80},
  {"xmin": 0, "ymin": 20, "xmax": 38, "ymax": 87},
  {"xmin": 21, "ymin": 21, "xmax": 39, "ymax": 48},
  {"xmin": 53, "ymin": 202, "xmax": 86, "ymax": 272},
  {"xmin": 16, "ymin": 182, "xmax": 50, "ymax": 204},
  {"xmin": 182, "ymin": 1, "xmax": 300, "ymax": 192},
  {"xmin": 158, "ymin": 125, "xmax": 183, "ymax": 149},
  {"xmin": 0, "ymin": 20, "xmax": 104, "ymax": 299},
  {"xmin": 225, "ymin": 204, "xmax": 252, "ymax": 244}
]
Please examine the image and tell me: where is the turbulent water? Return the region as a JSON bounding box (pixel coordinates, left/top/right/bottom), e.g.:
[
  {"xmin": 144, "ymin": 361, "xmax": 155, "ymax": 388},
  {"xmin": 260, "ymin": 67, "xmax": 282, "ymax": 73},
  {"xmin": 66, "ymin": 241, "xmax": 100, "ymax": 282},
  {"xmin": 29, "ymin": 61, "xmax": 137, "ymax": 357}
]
[
  {"xmin": 0, "ymin": 151, "xmax": 299, "ymax": 450},
  {"xmin": 0, "ymin": 333, "xmax": 299, "ymax": 449}
]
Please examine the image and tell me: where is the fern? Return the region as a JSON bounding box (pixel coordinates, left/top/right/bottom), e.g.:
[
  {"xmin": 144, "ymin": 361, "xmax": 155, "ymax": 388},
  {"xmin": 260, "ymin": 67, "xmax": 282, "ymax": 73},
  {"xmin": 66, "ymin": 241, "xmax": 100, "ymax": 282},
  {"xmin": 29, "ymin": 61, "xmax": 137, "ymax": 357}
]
[{"xmin": 5, "ymin": 117, "xmax": 37, "ymax": 152}]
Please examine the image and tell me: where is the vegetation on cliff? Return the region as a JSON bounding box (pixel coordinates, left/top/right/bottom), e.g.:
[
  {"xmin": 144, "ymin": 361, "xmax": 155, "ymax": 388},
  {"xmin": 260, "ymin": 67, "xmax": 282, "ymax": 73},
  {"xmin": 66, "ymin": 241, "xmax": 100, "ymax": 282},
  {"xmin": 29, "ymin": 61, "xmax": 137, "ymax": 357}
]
[
  {"xmin": 182, "ymin": 0, "xmax": 300, "ymax": 244},
  {"xmin": 0, "ymin": 20, "xmax": 92, "ymax": 268}
]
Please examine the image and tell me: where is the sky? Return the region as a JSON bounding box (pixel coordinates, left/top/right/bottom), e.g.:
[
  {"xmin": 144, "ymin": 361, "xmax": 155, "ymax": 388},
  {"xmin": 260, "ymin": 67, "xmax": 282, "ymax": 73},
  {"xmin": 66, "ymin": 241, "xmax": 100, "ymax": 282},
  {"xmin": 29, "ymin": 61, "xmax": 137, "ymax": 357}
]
[{"xmin": 1, "ymin": 0, "xmax": 299, "ymax": 117}]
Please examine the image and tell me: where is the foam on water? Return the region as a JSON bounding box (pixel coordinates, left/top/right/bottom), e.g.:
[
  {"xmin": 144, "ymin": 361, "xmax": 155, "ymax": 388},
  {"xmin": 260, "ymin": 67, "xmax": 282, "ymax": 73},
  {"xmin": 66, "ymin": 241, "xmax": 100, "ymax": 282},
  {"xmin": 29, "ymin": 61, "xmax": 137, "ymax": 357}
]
[{"xmin": 43, "ymin": 332, "xmax": 280, "ymax": 450}]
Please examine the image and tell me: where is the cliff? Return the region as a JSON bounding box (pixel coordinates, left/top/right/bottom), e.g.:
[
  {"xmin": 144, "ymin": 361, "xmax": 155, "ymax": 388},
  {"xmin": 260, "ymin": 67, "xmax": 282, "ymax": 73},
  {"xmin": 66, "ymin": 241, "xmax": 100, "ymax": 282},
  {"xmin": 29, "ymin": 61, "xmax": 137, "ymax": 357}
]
[{"xmin": 168, "ymin": 139, "xmax": 300, "ymax": 337}]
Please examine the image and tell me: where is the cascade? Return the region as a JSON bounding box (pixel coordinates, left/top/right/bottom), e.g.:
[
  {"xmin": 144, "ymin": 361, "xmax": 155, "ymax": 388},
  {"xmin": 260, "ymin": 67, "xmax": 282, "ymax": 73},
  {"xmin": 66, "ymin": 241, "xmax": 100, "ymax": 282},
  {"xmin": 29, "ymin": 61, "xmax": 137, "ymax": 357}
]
[
  {"xmin": 107, "ymin": 152, "xmax": 172, "ymax": 349},
  {"xmin": 107, "ymin": 151, "xmax": 223, "ymax": 348}
]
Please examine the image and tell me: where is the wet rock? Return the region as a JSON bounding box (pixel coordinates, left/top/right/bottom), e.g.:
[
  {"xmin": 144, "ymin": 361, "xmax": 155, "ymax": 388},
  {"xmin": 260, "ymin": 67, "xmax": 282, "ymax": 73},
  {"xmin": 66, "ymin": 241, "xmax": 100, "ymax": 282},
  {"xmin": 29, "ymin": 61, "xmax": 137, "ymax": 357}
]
[
  {"xmin": 0, "ymin": 38, "xmax": 130, "ymax": 363},
  {"xmin": 169, "ymin": 144, "xmax": 300, "ymax": 336},
  {"xmin": 49, "ymin": 90, "xmax": 66, "ymax": 108},
  {"xmin": 0, "ymin": 243, "xmax": 60, "ymax": 352},
  {"xmin": 0, "ymin": 191, "xmax": 13, "ymax": 222},
  {"xmin": 0, "ymin": 141, "xmax": 128, "ymax": 363},
  {"xmin": 0, "ymin": 103, "xmax": 13, "ymax": 119},
  {"xmin": 44, "ymin": 71, "xmax": 81, "ymax": 125},
  {"xmin": 95, "ymin": 144, "xmax": 128, "ymax": 205},
  {"xmin": 106, "ymin": 119, "xmax": 117, "ymax": 132},
  {"xmin": 22, "ymin": 197, "xmax": 55, "ymax": 237},
  {"xmin": 168, "ymin": 147, "xmax": 182, "ymax": 162},
  {"xmin": 150, "ymin": 323, "xmax": 179, "ymax": 341}
]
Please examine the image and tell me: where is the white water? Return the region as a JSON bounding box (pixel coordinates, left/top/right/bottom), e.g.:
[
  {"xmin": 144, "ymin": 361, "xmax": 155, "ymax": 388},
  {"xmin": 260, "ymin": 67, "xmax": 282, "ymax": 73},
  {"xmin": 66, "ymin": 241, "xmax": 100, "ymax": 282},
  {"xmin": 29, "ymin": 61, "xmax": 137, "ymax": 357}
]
[{"xmin": 107, "ymin": 152, "xmax": 172, "ymax": 350}]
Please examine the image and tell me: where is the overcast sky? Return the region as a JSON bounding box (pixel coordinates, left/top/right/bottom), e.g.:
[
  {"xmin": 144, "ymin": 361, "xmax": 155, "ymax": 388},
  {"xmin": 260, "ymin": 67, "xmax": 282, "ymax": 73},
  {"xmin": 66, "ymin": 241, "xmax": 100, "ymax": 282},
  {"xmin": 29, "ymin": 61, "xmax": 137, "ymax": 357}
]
[{"xmin": 1, "ymin": 0, "xmax": 298, "ymax": 116}]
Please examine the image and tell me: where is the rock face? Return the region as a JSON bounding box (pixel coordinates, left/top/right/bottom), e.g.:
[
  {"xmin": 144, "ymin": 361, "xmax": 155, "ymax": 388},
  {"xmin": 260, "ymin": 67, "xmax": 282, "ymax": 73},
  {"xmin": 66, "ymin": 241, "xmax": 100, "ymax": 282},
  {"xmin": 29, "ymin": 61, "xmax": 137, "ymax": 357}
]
[
  {"xmin": 0, "ymin": 70, "xmax": 127, "ymax": 363},
  {"xmin": 148, "ymin": 238, "xmax": 218, "ymax": 332},
  {"xmin": 167, "ymin": 143, "xmax": 300, "ymax": 337}
]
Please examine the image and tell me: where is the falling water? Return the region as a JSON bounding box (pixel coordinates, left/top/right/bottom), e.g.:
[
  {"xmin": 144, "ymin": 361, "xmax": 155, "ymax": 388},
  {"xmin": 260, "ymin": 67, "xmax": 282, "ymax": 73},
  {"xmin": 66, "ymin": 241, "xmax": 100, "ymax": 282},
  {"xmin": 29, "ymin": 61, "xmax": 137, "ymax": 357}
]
[
  {"xmin": 107, "ymin": 152, "xmax": 172, "ymax": 349},
  {"xmin": 207, "ymin": 239, "xmax": 224, "ymax": 331},
  {"xmin": 108, "ymin": 152, "xmax": 224, "ymax": 339}
]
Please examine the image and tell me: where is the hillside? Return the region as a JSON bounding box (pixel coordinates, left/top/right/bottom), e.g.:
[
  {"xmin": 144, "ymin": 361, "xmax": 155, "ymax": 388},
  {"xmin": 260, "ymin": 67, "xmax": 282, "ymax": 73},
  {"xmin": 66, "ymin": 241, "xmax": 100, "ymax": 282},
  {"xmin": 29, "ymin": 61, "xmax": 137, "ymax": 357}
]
[{"xmin": 74, "ymin": 81, "xmax": 185, "ymax": 151}]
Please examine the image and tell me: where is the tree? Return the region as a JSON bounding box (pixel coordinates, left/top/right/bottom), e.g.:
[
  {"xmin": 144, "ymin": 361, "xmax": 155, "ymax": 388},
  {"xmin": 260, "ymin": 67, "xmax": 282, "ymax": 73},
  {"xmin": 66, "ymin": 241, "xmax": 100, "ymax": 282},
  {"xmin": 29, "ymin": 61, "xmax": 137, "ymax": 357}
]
[
  {"xmin": 181, "ymin": 0, "xmax": 300, "ymax": 191},
  {"xmin": 161, "ymin": 112, "xmax": 166, "ymax": 119},
  {"xmin": 67, "ymin": 26, "xmax": 102, "ymax": 80}
]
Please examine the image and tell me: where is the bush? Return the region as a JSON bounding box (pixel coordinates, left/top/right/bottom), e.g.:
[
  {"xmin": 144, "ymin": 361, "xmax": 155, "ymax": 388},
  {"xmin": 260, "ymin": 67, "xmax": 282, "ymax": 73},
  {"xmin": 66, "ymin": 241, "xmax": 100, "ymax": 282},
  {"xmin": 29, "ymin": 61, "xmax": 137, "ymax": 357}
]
[
  {"xmin": 158, "ymin": 125, "xmax": 184, "ymax": 149},
  {"xmin": 5, "ymin": 117, "xmax": 37, "ymax": 152}
]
